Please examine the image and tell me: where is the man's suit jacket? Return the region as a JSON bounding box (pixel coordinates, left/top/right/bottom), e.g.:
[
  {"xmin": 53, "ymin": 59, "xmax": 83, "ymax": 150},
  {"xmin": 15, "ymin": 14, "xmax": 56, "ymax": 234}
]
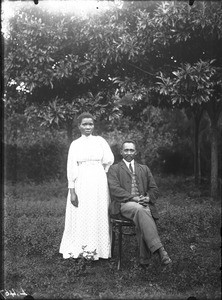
[{"xmin": 107, "ymin": 160, "xmax": 159, "ymax": 220}]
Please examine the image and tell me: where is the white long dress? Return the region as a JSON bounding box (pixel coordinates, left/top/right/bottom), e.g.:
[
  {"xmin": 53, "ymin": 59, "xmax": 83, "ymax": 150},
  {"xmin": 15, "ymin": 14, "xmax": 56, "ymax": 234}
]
[{"xmin": 59, "ymin": 135, "xmax": 114, "ymax": 260}]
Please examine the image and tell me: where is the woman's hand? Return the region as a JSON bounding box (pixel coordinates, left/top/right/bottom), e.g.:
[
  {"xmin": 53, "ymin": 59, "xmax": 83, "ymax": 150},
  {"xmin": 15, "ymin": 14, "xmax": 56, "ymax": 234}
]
[{"xmin": 70, "ymin": 188, "xmax": 79, "ymax": 207}]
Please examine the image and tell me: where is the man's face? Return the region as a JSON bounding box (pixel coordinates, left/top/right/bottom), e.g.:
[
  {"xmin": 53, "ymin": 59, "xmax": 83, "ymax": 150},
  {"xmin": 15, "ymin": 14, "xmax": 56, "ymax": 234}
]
[
  {"xmin": 121, "ymin": 142, "xmax": 137, "ymax": 162},
  {"xmin": 78, "ymin": 118, "xmax": 94, "ymax": 136}
]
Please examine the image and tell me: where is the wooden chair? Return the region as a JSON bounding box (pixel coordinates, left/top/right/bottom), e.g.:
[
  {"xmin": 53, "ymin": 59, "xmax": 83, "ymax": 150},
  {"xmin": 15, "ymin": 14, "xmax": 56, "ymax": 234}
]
[{"xmin": 110, "ymin": 215, "xmax": 135, "ymax": 270}]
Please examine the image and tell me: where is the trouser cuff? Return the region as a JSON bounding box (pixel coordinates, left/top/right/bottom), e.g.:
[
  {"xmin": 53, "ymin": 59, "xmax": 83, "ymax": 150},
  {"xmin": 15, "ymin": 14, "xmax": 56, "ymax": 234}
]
[{"xmin": 149, "ymin": 239, "xmax": 162, "ymax": 254}]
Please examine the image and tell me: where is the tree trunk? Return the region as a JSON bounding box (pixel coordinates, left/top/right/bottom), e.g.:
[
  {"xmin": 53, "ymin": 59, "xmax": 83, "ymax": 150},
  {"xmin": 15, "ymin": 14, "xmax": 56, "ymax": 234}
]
[
  {"xmin": 197, "ymin": 132, "xmax": 201, "ymax": 184},
  {"xmin": 192, "ymin": 107, "xmax": 203, "ymax": 186},
  {"xmin": 12, "ymin": 128, "xmax": 18, "ymax": 185},
  {"xmin": 210, "ymin": 118, "xmax": 218, "ymax": 199},
  {"xmin": 206, "ymin": 99, "xmax": 222, "ymax": 200},
  {"xmin": 193, "ymin": 116, "xmax": 200, "ymax": 185}
]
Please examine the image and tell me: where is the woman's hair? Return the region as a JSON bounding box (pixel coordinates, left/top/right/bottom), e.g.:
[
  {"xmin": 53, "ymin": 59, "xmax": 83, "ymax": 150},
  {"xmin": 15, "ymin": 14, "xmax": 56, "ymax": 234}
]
[{"xmin": 77, "ymin": 112, "xmax": 95, "ymax": 125}]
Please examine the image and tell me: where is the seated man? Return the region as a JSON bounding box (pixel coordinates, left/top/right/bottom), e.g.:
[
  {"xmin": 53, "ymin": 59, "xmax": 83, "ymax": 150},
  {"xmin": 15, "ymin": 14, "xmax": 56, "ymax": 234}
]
[{"xmin": 107, "ymin": 139, "xmax": 172, "ymax": 267}]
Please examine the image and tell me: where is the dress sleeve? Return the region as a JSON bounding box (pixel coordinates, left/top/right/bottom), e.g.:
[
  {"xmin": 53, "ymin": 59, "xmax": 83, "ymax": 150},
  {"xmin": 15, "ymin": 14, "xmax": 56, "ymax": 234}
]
[
  {"xmin": 67, "ymin": 141, "xmax": 78, "ymax": 188},
  {"xmin": 99, "ymin": 136, "xmax": 114, "ymax": 172}
]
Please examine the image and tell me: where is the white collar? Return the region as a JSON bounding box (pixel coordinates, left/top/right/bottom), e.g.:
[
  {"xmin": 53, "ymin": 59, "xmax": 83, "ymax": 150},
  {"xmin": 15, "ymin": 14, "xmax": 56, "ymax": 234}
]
[{"xmin": 123, "ymin": 159, "xmax": 135, "ymax": 170}]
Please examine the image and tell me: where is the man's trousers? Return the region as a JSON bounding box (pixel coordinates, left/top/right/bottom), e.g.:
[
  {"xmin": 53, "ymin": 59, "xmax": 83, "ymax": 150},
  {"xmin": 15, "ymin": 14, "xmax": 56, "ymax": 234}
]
[{"xmin": 120, "ymin": 201, "xmax": 162, "ymax": 265}]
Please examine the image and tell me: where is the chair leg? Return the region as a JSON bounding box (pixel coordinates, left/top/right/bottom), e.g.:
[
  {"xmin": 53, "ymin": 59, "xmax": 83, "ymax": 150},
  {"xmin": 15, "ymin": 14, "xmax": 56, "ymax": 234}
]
[
  {"xmin": 111, "ymin": 224, "xmax": 115, "ymax": 257},
  {"xmin": 117, "ymin": 223, "xmax": 122, "ymax": 270}
]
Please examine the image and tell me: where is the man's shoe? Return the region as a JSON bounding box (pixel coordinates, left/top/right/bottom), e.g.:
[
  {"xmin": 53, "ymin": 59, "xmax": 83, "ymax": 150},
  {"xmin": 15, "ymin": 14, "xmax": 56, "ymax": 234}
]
[
  {"xmin": 158, "ymin": 247, "xmax": 172, "ymax": 266},
  {"xmin": 161, "ymin": 255, "xmax": 172, "ymax": 266}
]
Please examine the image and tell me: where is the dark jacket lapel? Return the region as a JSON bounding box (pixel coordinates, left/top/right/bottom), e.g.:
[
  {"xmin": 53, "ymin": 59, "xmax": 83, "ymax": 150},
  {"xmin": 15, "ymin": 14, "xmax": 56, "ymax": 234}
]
[{"xmin": 120, "ymin": 160, "xmax": 132, "ymax": 177}]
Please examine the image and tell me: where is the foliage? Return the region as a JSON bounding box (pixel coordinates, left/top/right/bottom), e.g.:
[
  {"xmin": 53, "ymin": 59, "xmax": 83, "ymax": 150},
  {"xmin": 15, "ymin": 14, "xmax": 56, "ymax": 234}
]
[
  {"xmin": 5, "ymin": 104, "xmax": 215, "ymax": 183},
  {"xmin": 156, "ymin": 59, "xmax": 220, "ymax": 106},
  {"xmin": 4, "ymin": 1, "xmax": 222, "ymax": 113},
  {"xmin": 4, "ymin": 113, "xmax": 65, "ymax": 145},
  {"xmin": 3, "ymin": 1, "xmax": 222, "ymax": 116},
  {"xmin": 155, "ymin": 57, "xmax": 222, "ymax": 198},
  {"xmin": 3, "ymin": 1, "xmax": 126, "ymax": 132},
  {"xmin": 24, "ymin": 92, "xmax": 121, "ymax": 131},
  {"xmin": 4, "ymin": 141, "xmax": 67, "ymax": 183},
  {"xmin": 107, "ymin": 1, "xmax": 222, "ymax": 115},
  {"xmin": 105, "ymin": 106, "xmax": 195, "ymax": 174},
  {"xmin": 4, "ymin": 179, "xmax": 221, "ymax": 299},
  {"xmin": 135, "ymin": 1, "xmax": 222, "ymax": 68},
  {"xmin": 3, "ymin": 1, "xmax": 222, "ymax": 196},
  {"xmin": 4, "ymin": 3, "xmax": 100, "ymax": 92}
]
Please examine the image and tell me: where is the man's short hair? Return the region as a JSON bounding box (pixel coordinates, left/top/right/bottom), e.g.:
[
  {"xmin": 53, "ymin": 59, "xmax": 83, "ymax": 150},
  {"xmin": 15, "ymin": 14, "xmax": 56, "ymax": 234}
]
[
  {"xmin": 121, "ymin": 139, "xmax": 137, "ymax": 150},
  {"xmin": 77, "ymin": 112, "xmax": 95, "ymax": 125}
]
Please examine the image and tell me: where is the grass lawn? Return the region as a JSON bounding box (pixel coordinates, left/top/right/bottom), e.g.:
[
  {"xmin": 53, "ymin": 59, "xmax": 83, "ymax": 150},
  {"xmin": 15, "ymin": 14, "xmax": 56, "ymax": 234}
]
[{"xmin": 3, "ymin": 176, "xmax": 221, "ymax": 299}]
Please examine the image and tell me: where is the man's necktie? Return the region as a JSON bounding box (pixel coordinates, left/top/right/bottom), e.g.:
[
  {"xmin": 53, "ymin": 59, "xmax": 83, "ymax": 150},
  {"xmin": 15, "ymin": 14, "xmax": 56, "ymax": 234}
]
[{"xmin": 129, "ymin": 163, "xmax": 133, "ymax": 174}]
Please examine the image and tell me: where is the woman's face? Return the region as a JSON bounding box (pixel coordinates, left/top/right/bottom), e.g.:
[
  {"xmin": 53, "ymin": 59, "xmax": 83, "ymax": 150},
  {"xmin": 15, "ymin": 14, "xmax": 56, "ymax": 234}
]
[{"xmin": 79, "ymin": 117, "xmax": 94, "ymax": 136}]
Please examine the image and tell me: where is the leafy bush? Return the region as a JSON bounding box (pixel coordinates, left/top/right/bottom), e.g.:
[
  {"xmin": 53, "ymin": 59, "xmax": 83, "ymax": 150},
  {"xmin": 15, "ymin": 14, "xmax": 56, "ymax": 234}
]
[
  {"xmin": 4, "ymin": 114, "xmax": 70, "ymax": 183},
  {"xmin": 4, "ymin": 141, "xmax": 68, "ymax": 183},
  {"xmin": 105, "ymin": 107, "xmax": 196, "ymax": 175},
  {"xmin": 4, "ymin": 106, "xmax": 217, "ymax": 182}
]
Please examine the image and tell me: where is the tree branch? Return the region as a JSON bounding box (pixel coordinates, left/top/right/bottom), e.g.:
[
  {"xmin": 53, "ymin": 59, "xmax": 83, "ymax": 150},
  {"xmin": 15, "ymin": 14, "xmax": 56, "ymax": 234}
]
[{"xmin": 127, "ymin": 62, "xmax": 156, "ymax": 77}]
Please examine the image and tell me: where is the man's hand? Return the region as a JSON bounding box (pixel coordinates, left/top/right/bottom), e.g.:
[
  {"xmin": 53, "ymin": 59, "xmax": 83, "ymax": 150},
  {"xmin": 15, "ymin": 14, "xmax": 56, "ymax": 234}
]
[
  {"xmin": 70, "ymin": 189, "xmax": 79, "ymax": 207},
  {"xmin": 132, "ymin": 196, "xmax": 141, "ymax": 202},
  {"xmin": 138, "ymin": 195, "xmax": 150, "ymax": 207},
  {"xmin": 131, "ymin": 195, "xmax": 150, "ymax": 206}
]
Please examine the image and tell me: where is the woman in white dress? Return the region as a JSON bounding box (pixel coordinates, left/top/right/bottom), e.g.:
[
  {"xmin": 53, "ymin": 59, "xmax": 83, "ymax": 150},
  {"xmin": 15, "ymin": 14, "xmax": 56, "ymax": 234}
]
[{"xmin": 59, "ymin": 112, "xmax": 114, "ymax": 260}]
